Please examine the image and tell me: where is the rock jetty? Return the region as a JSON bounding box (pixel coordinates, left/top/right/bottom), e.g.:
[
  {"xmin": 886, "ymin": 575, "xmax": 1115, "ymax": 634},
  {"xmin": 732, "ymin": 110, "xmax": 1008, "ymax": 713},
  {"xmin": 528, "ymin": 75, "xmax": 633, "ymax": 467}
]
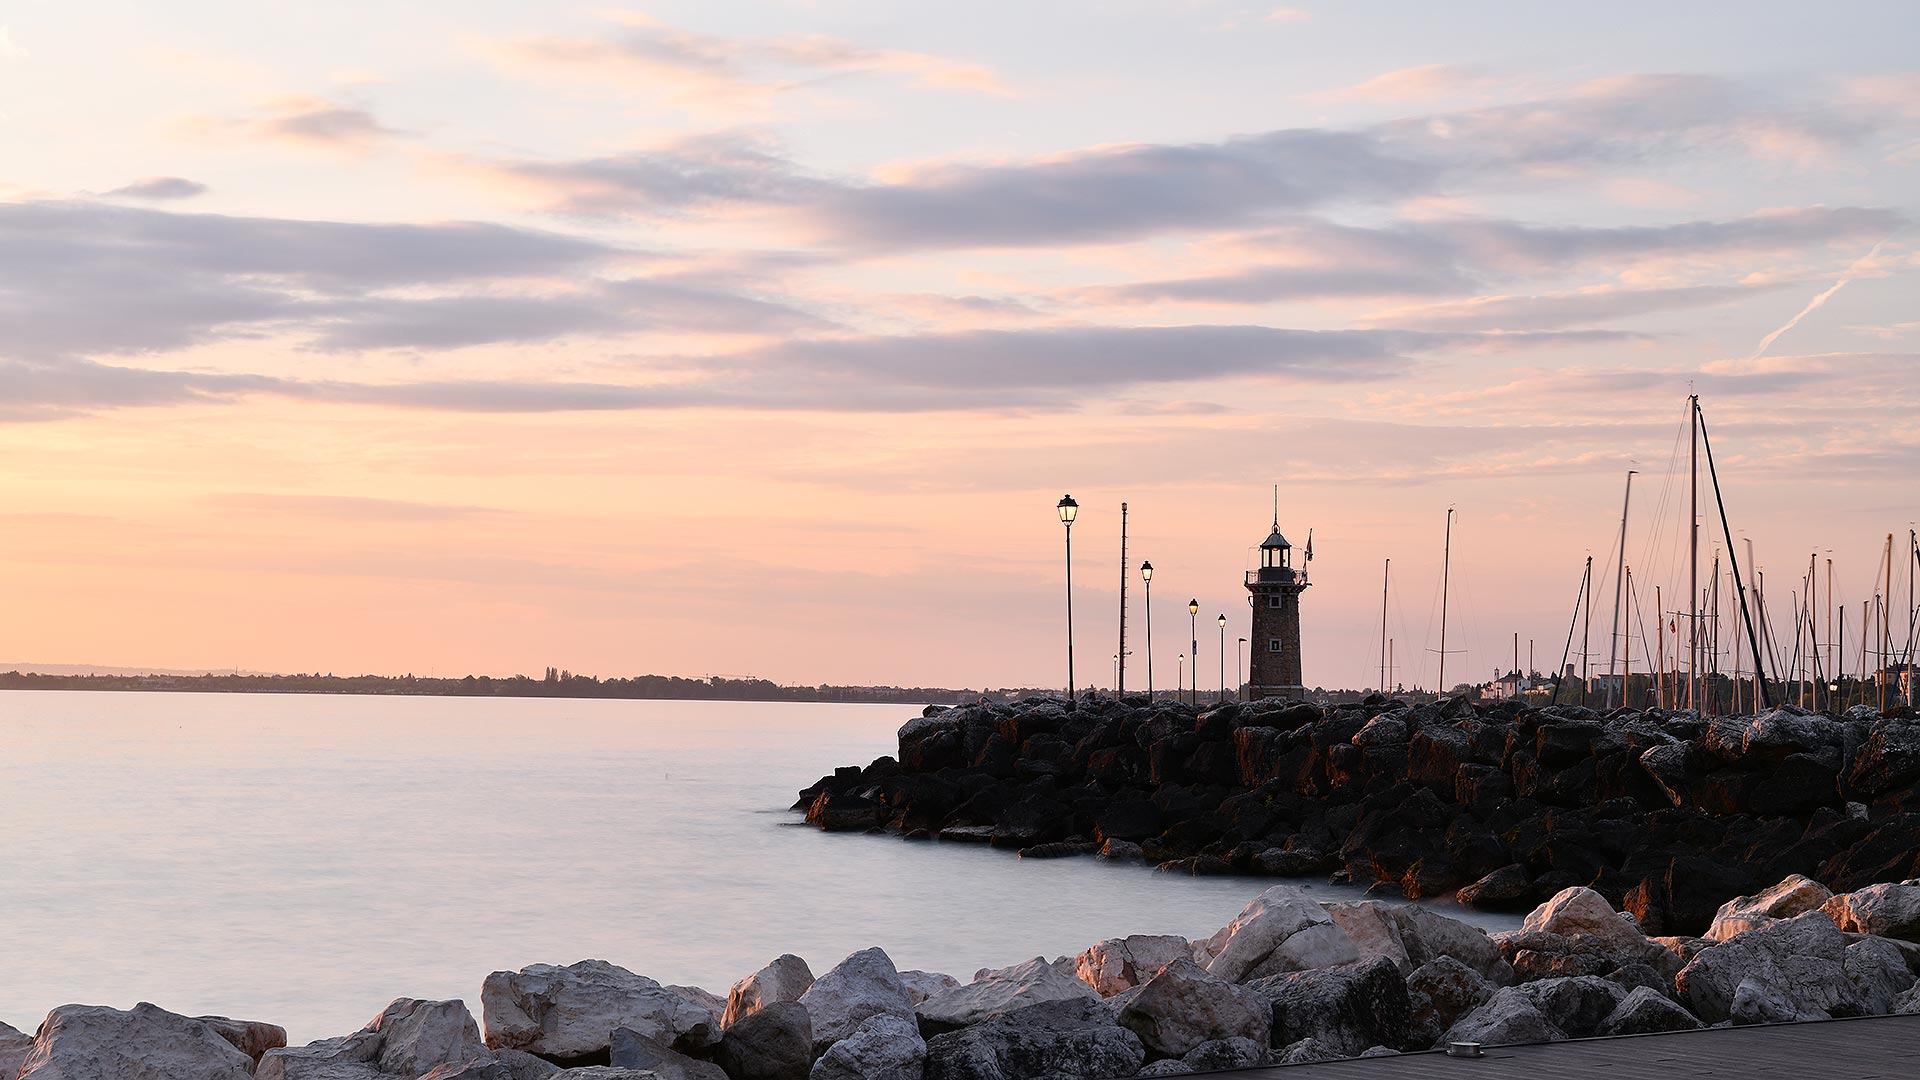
[
  {"xmin": 9, "ymin": 882, "xmax": 1920, "ymax": 1079},
  {"xmin": 798, "ymin": 695, "xmax": 1920, "ymax": 935}
]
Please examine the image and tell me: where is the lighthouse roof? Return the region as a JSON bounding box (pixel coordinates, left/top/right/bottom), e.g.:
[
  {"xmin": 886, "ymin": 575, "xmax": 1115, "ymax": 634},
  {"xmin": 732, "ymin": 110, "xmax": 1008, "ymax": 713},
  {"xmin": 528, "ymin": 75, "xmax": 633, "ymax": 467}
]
[{"xmin": 1261, "ymin": 527, "xmax": 1290, "ymax": 550}]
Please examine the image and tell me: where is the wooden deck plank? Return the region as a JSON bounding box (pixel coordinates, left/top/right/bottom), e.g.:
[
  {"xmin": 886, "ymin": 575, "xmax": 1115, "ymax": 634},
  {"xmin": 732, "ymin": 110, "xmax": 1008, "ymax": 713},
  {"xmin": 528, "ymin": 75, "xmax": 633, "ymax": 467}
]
[{"xmin": 1219, "ymin": 1014, "xmax": 1920, "ymax": 1078}]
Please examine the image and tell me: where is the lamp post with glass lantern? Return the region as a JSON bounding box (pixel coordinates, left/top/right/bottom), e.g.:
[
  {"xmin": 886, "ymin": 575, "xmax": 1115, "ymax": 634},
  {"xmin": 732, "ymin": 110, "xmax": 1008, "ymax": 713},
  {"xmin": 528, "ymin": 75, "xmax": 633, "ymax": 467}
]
[
  {"xmin": 1217, "ymin": 613, "xmax": 1227, "ymax": 703},
  {"xmin": 1141, "ymin": 561, "xmax": 1154, "ymax": 698},
  {"xmin": 1058, "ymin": 495, "xmax": 1078, "ymax": 709},
  {"xmin": 1188, "ymin": 599, "xmax": 1200, "ymax": 706}
]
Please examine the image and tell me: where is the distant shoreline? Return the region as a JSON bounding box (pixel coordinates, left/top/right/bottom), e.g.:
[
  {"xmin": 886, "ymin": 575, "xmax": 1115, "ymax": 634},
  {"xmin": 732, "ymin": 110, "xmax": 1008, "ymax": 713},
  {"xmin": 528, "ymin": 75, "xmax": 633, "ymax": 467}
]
[{"xmin": 0, "ymin": 669, "xmax": 1040, "ymax": 707}]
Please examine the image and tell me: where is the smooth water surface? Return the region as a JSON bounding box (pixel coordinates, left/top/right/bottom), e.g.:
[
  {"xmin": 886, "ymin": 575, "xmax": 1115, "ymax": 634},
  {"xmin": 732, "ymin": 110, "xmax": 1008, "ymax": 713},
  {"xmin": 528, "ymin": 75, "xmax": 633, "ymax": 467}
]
[{"xmin": 0, "ymin": 691, "xmax": 1518, "ymax": 1042}]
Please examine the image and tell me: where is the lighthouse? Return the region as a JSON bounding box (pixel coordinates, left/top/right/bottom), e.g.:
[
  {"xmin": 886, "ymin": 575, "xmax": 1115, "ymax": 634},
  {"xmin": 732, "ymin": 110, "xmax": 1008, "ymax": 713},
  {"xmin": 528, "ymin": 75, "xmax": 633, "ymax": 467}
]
[{"xmin": 1244, "ymin": 512, "xmax": 1311, "ymax": 700}]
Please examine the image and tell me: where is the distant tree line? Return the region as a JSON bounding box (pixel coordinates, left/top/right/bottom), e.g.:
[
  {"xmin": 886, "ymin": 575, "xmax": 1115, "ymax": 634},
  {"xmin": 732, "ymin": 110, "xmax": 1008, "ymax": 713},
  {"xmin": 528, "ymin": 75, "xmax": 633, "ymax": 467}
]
[{"xmin": 0, "ymin": 669, "xmax": 1051, "ymax": 706}]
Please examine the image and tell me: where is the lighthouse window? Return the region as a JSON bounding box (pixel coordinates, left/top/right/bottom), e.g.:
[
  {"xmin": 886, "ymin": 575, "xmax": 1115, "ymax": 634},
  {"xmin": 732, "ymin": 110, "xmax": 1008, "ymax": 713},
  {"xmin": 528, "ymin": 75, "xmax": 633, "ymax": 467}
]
[
  {"xmin": 1268, "ymin": 639, "xmax": 1282, "ymax": 652},
  {"xmin": 1268, "ymin": 596, "xmax": 1282, "ymax": 608}
]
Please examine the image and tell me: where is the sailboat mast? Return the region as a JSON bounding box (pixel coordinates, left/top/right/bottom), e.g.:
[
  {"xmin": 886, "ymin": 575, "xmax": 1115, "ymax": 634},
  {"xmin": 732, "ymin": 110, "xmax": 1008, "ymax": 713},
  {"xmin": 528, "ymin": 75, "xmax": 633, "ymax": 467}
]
[
  {"xmin": 1439, "ymin": 509, "xmax": 1454, "ymax": 695},
  {"xmin": 1379, "ymin": 559, "xmax": 1390, "ymax": 693},
  {"xmin": 1689, "ymin": 395, "xmax": 1699, "ymax": 711},
  {"xmin": 1606, "ymin": 471, "xmax": 1636, "ymax": 709},
  {"xmin": 1711, "ymin": 554, "xmax": 1721, "ymax": 714},
  {"xmin": 1885, "ymin": 533, "xmax": 1895, "ymax": 710},
  {"xmin": 1117, "ymin": 503, "xmax": 1128, "ymax": 697},
  {"xmin": 1582, "ymin": 555, "xmax": 1593, "ymax": 700},
  {"xmin": 1809, "ymin": 552, "xmax": 1822, "ymax": 711},
  {"xmin": 1656, "ymin": 583, "xmax": 1665, "ymax": 709}
]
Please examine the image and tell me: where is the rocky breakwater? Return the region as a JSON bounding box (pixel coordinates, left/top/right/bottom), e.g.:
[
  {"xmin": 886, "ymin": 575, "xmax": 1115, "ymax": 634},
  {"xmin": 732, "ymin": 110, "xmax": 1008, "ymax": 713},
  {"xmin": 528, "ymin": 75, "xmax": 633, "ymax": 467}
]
[
  {"xmin": 10, "ymin": 880, "xmax": 1920, "ymax": 1079},
  {"xmin": 798, "ymin": 694, "xmax": 1920, "ymax": 935}
]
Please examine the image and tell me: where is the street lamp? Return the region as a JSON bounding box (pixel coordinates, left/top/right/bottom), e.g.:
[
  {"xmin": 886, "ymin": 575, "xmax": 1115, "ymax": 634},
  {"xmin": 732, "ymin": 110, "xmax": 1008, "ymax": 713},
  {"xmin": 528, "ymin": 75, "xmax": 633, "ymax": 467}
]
[
  {"xmin": 1237, "ymin": 638, "xmax": 1247, "ymax": 702},
  {"xmin": 1217, "ymin": 613, "xmax": 1227, "ymax": 703},
  {"xmin": 1187, "ymin": 599, "xmax": 1199, "ymax": 707},
  {"xmin": 1058, "ymin": 494, "xmax": 1078, "ymax": 709},
  {"xmin": 1178, "ymin": 653, "xmax": 1185, "ymax": 701},
  {"xmin": 1141, "ymin": 560, "xmax": 1154, "ymax": 698}
]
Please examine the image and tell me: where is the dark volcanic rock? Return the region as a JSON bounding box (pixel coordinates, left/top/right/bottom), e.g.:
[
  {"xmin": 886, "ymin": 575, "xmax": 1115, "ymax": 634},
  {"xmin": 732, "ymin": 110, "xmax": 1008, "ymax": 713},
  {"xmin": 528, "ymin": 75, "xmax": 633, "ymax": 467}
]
[{"xmin": 804, "ymin": 696, "xmax": 1920, "ymax": 932}]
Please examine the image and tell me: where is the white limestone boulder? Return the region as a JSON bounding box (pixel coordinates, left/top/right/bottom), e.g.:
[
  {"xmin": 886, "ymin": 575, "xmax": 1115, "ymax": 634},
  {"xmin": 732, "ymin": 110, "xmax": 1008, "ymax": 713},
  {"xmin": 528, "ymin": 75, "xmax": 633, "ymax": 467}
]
[
  {"xmin": 1074, "ymin": 935, "xmax": 1195, "ymax": 997},
  {"xmin": 483, "ymin": 961, "xmax": 720, "ymax": 1061},
  {"xmin": 724, "ymin": 956, "xmax": 815, "ymax": 1028},
  {"xmin": 1322, "ymin": 903, "xmax": 1406, "ymax": 971},
  {"xmin": 1676, "ymin": 910, "xmax": 1865, "ymax": 1024},
  {"xmin": 796, "ymin": 948, "xmax": 914, "ymax": 1055},
  {"xmin": 1441, "ymin": 986, "xmax": 1566, "ymax": 1047},
  {"xmin": 3, "ymin": 1020, "xmax": 37, "ymax": 1080},
  {"xmin": 808, "ymin": 1012, "xmax": 925, "ymax": 1080},
  {"xmin": 1824, "ymin": 883, "xmax": 1920, "ymax": 941},
  {"xmin": 712, "ymin": 1002, "xmax": 811, "ymax": 1080},
  {"xmin": 193, "ymin": 1015, "xmax": 289, "ymax": 1067},
  {"xmin": 898, "ymin": 971, "xmax": 962, "ymax": 1005},
  {"xmin": 1522, "ymin": 887, "xmax": 1649, "ymax": 953},
  {"xmin": 1115, "ymin": 959, "xmax": 1270, "ymax": 1058},
  {"xmin": 260, "ymin": 998, "xmax": 492, "ymax": 1080},
  {"xmin": 17, "ymin": 1003, "xmax": 255, "ymax": 1080},
  {"xmin": 1706, "ymin": 875, "xmax": 1834, "ymax": 941},
  {"xmin": 918, "ymin": 956, "xmax": 1097, "ymax": 1033},
  {"xmin": 1204, "ymin": 885, "xmax": 1360, "ymax": 983}
]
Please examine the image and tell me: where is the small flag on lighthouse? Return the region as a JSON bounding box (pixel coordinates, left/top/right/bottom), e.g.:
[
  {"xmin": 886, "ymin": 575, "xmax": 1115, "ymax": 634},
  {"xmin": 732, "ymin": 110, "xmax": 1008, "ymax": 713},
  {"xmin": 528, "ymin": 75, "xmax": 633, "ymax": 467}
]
[{"xmin": 1304, "ymin": 529, "xmax": 1314, "ymax": 562}]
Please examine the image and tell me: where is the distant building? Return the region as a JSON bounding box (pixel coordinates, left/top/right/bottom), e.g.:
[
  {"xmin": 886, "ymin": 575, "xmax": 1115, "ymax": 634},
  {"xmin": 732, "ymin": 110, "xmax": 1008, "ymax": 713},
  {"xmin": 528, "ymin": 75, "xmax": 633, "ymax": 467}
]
[
  {"xmin": 1243, "ymin": 511, "xmax": 1311, "ymax": 701},
  {"xmin": 1483, "ymin": 669, "xmax": 1548, "ymax": 700}
]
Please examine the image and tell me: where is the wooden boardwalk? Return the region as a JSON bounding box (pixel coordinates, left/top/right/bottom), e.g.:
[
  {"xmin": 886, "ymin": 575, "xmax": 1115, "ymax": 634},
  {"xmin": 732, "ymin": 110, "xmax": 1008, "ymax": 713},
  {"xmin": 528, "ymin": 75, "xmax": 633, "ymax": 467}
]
[{"xmin": 1226, "ymin": 1014, "xmax": 1920, "ymax": 1078}]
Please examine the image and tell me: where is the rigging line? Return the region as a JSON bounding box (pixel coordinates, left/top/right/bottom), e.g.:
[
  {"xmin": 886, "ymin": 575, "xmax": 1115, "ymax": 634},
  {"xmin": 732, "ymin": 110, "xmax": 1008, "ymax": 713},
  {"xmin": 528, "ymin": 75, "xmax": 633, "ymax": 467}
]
[
  {"xmin": 1629, "ymin": 569, "xmax": 1660, "ymax": 681},
  {"xmin": 1552, "ymin": 561, "xmax": 1590, "ymax": 705},
  {"xmin": 1698, "ymin": 402, "xmax": 1773, "ymax": 707}
]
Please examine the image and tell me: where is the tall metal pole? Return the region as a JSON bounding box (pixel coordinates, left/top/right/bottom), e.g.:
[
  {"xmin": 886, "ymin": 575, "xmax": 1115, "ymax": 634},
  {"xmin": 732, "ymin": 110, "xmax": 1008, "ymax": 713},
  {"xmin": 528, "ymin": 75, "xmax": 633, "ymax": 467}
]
[
  {"xmin": 1379, "ymin": 559, "xmax": 1391, "ymax": 693},
  {"xmin": 1656, "ymin": 584, "xmax": 1665, "ymax": 709},
  {"xmin": 1606, "ymin": 471, "xmax": 1637, "ymax": 710},
  {"xmin": 1582, "ymin": 555, "xmax": 1594, "ymax": 702},
  {"xmin": 1143, "ymin": 562, "xmax": 1154, "ymax": 698},
  {"xmin": 1885, "ymin": 533, "xmax": 1895, "ymax": 710},
  {"xmin": 1117, "ymin": 504, "xmax": 1128, "ymax": 698},
  {"xmin": 1439, "ymin": 508, "xmax": 1455, "ymax": 695},
  {"xmin": 1237, "ymin": 638, "xmax": 1246, "ymax": 701},
  {"xmin": 1827, "ymin": 556, "xmax": 1835, "ymax": 697},
  {"xmin": 1218, "ymin": 617, "xmax": 1226, "ymax": 704},
  {"xmin": 1188, "ymin": 604, "xmax": 1199, "ymax": 708},
  {"xmin": 1690, "ymin": 395, "xmax": 1700, "ymax": 713},
  {"xmin": 1809, "ymin": 552, "xmax": 1819, "ymax": 711},
  {"xmin": 1057, "ymin": 495, "xmax": 1080, "ymax": 707}
]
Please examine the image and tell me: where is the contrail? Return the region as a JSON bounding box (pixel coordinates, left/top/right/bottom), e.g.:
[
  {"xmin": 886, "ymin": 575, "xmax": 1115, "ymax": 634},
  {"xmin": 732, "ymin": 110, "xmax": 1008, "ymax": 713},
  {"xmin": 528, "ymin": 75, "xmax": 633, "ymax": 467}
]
[{"xmin": 1748, "ymin": 240, "xmax": 1888, "ymax": 361}]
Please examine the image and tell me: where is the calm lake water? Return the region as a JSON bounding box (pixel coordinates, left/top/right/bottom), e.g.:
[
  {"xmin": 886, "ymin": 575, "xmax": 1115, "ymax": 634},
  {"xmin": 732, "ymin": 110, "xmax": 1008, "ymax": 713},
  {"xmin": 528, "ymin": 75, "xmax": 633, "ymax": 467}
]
[{"xmin": 0, "ymin": 691, "xmax": 1517, "ymax": 1043}]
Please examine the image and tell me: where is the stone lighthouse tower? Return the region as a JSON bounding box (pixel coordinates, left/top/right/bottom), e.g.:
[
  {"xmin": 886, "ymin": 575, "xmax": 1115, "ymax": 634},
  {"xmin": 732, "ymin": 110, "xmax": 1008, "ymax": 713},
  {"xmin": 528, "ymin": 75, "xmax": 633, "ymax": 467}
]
[{"xmin": 1244, "ymin": 512, "xmax": 1311, "ymax": 700}]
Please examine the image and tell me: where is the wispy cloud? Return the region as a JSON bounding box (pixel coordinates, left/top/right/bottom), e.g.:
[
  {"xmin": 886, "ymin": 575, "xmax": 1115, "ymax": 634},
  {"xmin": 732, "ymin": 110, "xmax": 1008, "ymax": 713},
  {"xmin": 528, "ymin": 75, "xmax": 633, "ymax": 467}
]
[
  {"xmin": 478, "ymin": 12, "xmax": 1012, "ymax": 116},
  {"xmin": 463, "ymin": 77, "xmax": 1902, "ymax": 252},
  {"xmin": 103, "ymin": 177, "xmax": 209, "ymax": 200},
  {"xmin": 0, "ymin": 200, "xmax": 820, "ymax": 360},
  {"xmin": 179, "ymin": 96, "xmax": 405, "ymax": 155},
  {"xmin": 1365, "ymin": 281, "xmax": 1798, "ymax": 331},
  {"xmin": 202, "ymin": 493, "xmax": 509, "ymax": 521}
]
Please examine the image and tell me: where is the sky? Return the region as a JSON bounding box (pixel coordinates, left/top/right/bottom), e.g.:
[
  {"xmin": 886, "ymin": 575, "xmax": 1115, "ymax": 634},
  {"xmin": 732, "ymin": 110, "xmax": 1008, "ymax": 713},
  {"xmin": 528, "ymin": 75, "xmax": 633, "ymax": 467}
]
[{"xmin": 0, "ymin": 1, "xmax": 1916, "ymax": 691}]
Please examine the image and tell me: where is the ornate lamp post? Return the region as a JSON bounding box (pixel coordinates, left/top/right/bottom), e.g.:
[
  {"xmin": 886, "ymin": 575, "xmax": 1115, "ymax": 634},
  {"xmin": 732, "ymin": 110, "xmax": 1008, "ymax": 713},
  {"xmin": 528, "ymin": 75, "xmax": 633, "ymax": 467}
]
[
  {"xmin": 1187, "ymin": 599, "xmax": 1200, "ymax": 707},
  {"xmin": 1217, "ymin": 613, "xmax": 1227, "ymax": 703},
  {"xmin": 1141, "ymin": 560, "xmax": 1154, "ymax": 698},
  {"xmin": 1058, "ymin": 495, "xmax": 1078, "ymax": 708}
]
